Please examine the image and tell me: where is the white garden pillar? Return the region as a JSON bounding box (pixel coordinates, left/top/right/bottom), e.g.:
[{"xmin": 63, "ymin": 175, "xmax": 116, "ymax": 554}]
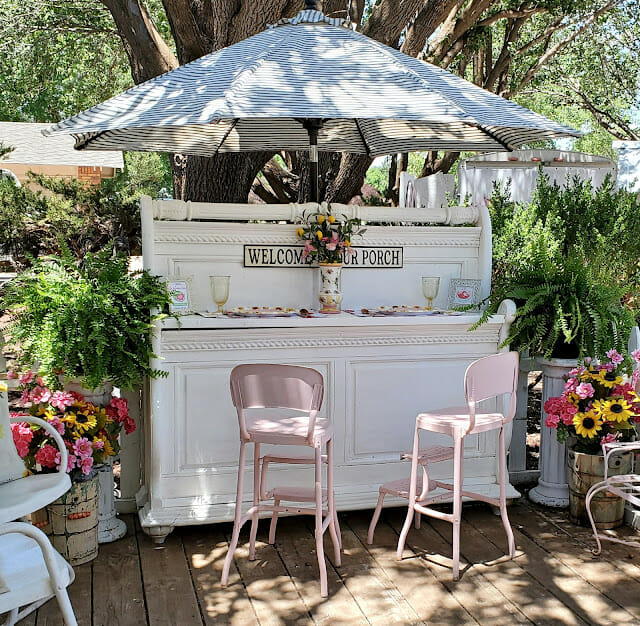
[{"xmin": 529, "ymin": 358, "xmax": 576, "ymax": 507}]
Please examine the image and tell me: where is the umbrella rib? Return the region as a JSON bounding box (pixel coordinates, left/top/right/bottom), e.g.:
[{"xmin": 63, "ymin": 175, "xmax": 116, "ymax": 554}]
[
  {"xmin": 74, "ymin": 130, "xmax": 108, "ymax": 150},
  {"xmin": 466, "ymin": 123, "xmax": 516, "ymax": 151},
  {"xmin": 215, "ymin": 119, "xmax": 240, "ymax": 154},
  {"xmin": 354, "ymin": 119, "xmax": 371, "ymax": 156}
]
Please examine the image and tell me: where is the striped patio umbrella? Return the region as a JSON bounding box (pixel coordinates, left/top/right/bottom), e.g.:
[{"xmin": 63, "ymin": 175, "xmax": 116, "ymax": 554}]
[{"xmin": 45, "ymin": 0, "xmax": 579, "ymax": 201}]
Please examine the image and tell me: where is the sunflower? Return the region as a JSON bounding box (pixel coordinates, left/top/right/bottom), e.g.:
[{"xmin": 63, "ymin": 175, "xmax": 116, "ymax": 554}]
[
  {"xmin": 595, "ymin": 369, "xmax": 623, "ymax": 388},
  {"xmin": 573, "ymin": 411, "xmax": 603, "ymax": 438},
  {"xmin": 97, "ymin": 434, "xmax": 115, "ymax": 457},
  {"xmin": 73, "ymin": 410, "xmax": 97, "ymax": 434},
  {"xmin": 594, "ymin": 398, "xmax": 634, "ymax": 424}
]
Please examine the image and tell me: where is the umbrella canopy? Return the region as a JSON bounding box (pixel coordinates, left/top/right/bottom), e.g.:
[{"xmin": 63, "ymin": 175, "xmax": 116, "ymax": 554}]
[{"xmin": 45, "ymin": 8, "xmax": 578, "ymax": 155}]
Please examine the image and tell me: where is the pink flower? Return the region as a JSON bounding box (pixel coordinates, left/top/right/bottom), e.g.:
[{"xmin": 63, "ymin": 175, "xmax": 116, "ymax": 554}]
[
  {"xmin": 325, "ymin": 232, "xmax": 339, "ymax": 252},
  {"xmin": 545, "ymin": 414, "xmax": 560, "ymax": 428},
  {"xmin": 56, "ymin": 451, "xmax": 76, "ymax": 473},
  {"xmin": 564, "ymin": 378, "xmax": 578, "ymax": 393},
  {"xmin": 632, "ymin": 349, "xmax": 640, "ymax": 363},
  {"xmin": 11, "ymin": 422, "xmax": 33, "ymax": 457},
  {"xmin": 19, "ymin": 390, "xmax": 32, "ymax": 406},
  {"xmin": 575, "ymin": 383, "xmax": 595, "ymax": 399},
  {"xmin": 18, "ymin": 370, "xmax": 34, "ymax": 385},
  {"xmin": 600, "ymin": 433, "xmax": 618, "ymax": 445},
  {"xmin": 584, "ymin": 357, "xmax": 592, "ymax": 364},
  {"xmin": 49, "ymin": 417, "xmax": 66, "ymax": 435},
  {"xmin": 92, "ymin": 439, "xmax": 104, "ymax": 450},
  {"xmin": 73, "ymin": 437, "xmax": 93, "ymax": 459},
  {"xmin": 79, "ymin": 456, "xmax": 94, "ymax": 475},
  {"xmin": 124, "ymin": 416, "xmax": 136, "ymax": 435},
  {"xmin": 6, "ymin": 369, "xmax": 17, "ymax": 380},
  {"xmin": 50, "ymin": 390, "xmax": 76, "ymax": 411},
  {"xmin": 302, "ymin": 240, "xmax": 315, "ymax": 260},
  {"xmin": 29, "ymin": 386, "xmax": 52, "ymax": 405},
  {"xmin": 35, "ymin": 444, "xmax": 59, "ymax": 468},
  {"xmin": 35, "ymin": 376, "xmax": 45, "ymax": 386},
  {"xmin": 106, "ymin": 397, "xmax": 129, "ymax": 422},
  {"xmin": 607, "ymin": 349, "xmax": 624, "ymax": 365}
]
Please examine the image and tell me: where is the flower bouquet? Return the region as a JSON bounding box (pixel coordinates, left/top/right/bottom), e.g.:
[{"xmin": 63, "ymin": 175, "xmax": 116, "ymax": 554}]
[
  {"xmin": 296, "ymin": 203, "xmax": 365, "ymax": 264},
  {"xmin": 9, "ymin": 370, "xmax": 135, "ymax": 481},
  {"xmin": 544, "ymin": 350, "xmax": 640, "ymax": 455}
]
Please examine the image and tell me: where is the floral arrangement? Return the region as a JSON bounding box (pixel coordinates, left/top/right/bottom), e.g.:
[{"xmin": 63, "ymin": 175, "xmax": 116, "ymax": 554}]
[
  {"xmin": 544, "ymin": 349, "xmax": 640, "ymax": 454},
  {"xmin": 296, "ymin": 203, "xmax": 365, "ymax": 264},
  {"xmin": 9, "ymin": 370, "xmax": 135, "ymax": 480}
]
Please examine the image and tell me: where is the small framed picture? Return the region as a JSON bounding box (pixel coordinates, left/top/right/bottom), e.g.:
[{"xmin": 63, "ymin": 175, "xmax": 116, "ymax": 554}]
[
  {"xmin": 166, "ymin": 276, "xmax": 193, "ymax": 314},
  {"xmin": 448, "ymin": 278, "xmax": 481, "ymax": 309}
]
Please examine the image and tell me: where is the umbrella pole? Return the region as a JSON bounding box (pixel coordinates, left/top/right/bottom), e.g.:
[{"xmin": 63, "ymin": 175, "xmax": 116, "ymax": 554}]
[{"xmin": 303, "ymin": 119, "xmax": 323, "ymax": 203}]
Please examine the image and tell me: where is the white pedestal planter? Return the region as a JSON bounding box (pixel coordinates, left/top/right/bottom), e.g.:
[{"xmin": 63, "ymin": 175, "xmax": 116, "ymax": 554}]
[
  {"xmin": 97, "ymin": 461, "xmax": 127, "ymax": 544},
  {"xmin": 529, "ymin": 358, "xmax": 576, "ymax": 507}
]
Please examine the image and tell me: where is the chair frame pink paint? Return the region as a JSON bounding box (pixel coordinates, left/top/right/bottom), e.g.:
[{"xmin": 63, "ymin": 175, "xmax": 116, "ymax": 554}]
[
  {"xmin": 586, "ymin": 440, "xmax": 640, "ymax": 555},
  {"xmin": 395, "ymin": 351, "xmax": 519, "ymax": 580},
  {"xmin": 221, "ymin": 363, "xmax": 341, "ymax": 597}
]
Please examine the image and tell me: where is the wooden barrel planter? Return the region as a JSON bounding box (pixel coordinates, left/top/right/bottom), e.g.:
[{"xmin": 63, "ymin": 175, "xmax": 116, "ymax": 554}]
[
  {"xmin": 567, "ymin": 448, "xmax": 632, "ymax": 529},
  {"xmin": 47, "ymin": 474, "xmax": 99, "ymax": 565}
]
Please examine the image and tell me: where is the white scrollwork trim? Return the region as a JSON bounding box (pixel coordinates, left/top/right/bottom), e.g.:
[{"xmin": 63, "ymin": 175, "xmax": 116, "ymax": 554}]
[{"xmin": 162, "ymin": 332, "xmax": 501, "ymax": 352}]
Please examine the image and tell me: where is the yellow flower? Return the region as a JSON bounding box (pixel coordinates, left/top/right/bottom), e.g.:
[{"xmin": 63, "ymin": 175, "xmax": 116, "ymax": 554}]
[
  {"xmin": 594, "ymin": 398, "xmax": 634, "ymax": 423},
  {"xmin": 327, "ymin": 215, "xmax": 336, "ymax": 223},
  {"xmin": 97, "ymin": 435, "xmax": 115, "ymax": 457},
  {"xmin": 573, "ymin": 411, "xmax": 603, "ymax": 438},
  {"xmin": 344, "ymin": 239, "xmax": 351, "ymax": 247},
  {"xmin": 296, "ymin": 227, "xmax": 304, "ymax": 237},
  {"xmin": 0, "ymin": 382, "xmax": 7, "ymax": 393},
  {"xmin": 316, "ymin": 230, "xmax": 323, "ymax": 239},
  {"xmin": 73, "ymin": 410, "xmax": 97, "ymax": 434},
  {"xmin": 596, "ymin": 369, "xmax": 623, "ymax": 388},
  {"xmin": 317, "ymin": 215, "xmax": 325, "ymax": 224}
]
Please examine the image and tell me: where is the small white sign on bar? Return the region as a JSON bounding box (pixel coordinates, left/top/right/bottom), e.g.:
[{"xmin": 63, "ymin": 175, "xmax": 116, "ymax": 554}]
[{"xmin": 244, "ymin": 245, "xmax": 403, "ymax": 268}]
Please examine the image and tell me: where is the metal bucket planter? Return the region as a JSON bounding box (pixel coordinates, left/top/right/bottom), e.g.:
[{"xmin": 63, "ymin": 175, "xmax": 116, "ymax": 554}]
[
  {"xmin": 567, "ymin": 448, "xmax": 632, "ymax": 529},
  {"xmin": 47, "ymin": 474, "xmax": 99, "ymax": 565}
]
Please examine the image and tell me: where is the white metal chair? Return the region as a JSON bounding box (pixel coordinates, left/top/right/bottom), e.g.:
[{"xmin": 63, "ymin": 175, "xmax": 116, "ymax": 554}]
[
  {"xmin": 586, "ymin": 441, "xmax": 640, "ymax": 554},
  {"xmin": 221, "ymin": 363, "xmax": 341, "ymax": 597},
  {"xmin": 0, "ymin": 384, "xmax": 77, "ymax": 625},
  {"xmin": 395, "ymin": 352, "xmax": 519, "ymax": 580}
]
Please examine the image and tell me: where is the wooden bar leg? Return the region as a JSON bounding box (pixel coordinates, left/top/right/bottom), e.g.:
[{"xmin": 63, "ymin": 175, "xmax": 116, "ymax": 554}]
[
  {"xmin": 498, "ymin": 428, "xmax": 515, "ymax": 558},
  {"xmin": 249, "ymin": 442, "xmax": 260, "ymax": 561},
  {"xmin": 269, "ymin": 499, "xmax": 280, "ymax": 545},
  {"xmin": 315, "ymin": 446, "xmax": 328, "ymax": 597},
  {"xmin": 452, "ymin": 436, "xmax": 463, "ymax": 581},
  {"xmin": 367, "ymin": 490, "xmax": 385, "ymax": 545},
  {"xmin": 326, "ymin": 438, "xmax": 341, "ymax": 566},
  {"xmin": 222, "ymin": 440, "xmax": 246, "ymax": 586}
]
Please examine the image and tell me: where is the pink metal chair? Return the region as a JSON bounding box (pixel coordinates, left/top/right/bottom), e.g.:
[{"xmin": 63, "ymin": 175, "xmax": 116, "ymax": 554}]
[
  {"xmin": 396, "ymin": 351, "xmax": 519, "ymax": 580},
  {"xmin": 221, "ymin": 364, "xmax": 341, "ymax": 597},
  {"xmin": 586, "ymin": 441, "xmax": 640, "ymax": 554}
]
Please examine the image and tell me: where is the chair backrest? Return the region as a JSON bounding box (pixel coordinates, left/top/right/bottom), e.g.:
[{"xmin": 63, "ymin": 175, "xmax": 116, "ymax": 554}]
[
  {"xmin": 230, "ymin": 364, "xmax": 324, "ymax": 443},
  {"xmin": 0, "ymin": 383, "xmax": 27, "ymax": 485},
  {"xmin": 464, "ymin": 352, "xmax": 519, "ymax": 432}
]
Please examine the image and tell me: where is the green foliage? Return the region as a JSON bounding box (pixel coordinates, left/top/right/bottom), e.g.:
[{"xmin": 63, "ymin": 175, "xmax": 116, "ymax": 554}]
[
  {"xmin": 1, "ymin": 248, "xmax": 171, "ymax": 390},
  {"xmin": 365, "ymin": 164, "xmax": 389, "ymax": 197}
]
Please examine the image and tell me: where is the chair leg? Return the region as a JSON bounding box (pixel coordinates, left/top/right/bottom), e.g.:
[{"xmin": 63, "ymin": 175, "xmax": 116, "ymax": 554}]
[
  {"xmin": 452, "ymin": 436, "xmax": 463, "ymax": 581},
  {"xmin": 397, "ymin": 427, "xmax": 420, "ymax": 560},
  {"xmin": 269, "ymin": 499, "xmax": 280, "ymax": 545},
  {"xmin": 498, "ymin": 427, "xmax": 515, "ymax": 558},
  {"xmin": 314, "ymin": 445, "xmax": 329, "ymax": 597},
  {"xmin": 333, "ymin": 507, "xmax": 342, "ymax": 551},
  {"xmin": 326, "ymin": 438, "xmax": 341, "ymax": 566},
  {"xmin": 367, "ymin": 490, "xmax": 386, "ymax": 544},
  {"xmin": 414, "ymin": 509, "xmax": 421, "ymax": 529},
  {"xmin": 222, "ymin": 440, "xmax": 247, "ymax": 586},
  {"xmin": 249, "ymin": 442, "xmax": 260, "ymax": 561}
]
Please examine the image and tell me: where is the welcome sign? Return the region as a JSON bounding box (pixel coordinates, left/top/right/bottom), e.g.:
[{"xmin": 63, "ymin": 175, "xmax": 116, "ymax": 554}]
[{"xmin": 244, "ymin": 245, "xmax": 403, "ymax": 268}]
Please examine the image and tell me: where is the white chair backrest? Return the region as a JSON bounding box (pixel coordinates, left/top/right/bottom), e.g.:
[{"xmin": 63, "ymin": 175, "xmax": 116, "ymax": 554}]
[
  {"xmin": 230, "ymin": 364, "xmax": 324, "ymax": 443},
  {"xmin": 464, "ymin": 352, "xmax": 519, "ymax": 432},
  {"xmin": 0, "ymin": 384, "xmax": 27, "ymax": 484}
]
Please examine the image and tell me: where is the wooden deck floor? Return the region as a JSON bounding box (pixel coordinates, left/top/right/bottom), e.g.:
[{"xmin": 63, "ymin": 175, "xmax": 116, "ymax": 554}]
[{"xmin": 19, "ymin": 498, "xmax": 640, "ymax": 625}]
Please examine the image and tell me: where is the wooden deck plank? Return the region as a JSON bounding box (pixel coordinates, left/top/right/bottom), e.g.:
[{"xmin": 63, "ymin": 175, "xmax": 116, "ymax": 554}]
[
  {"xmin": 181, "ymin": 524, "xmax": 259, "ymax": 626},
  {"xmin": 500, "ymin": 502, "xmax": 638, "ymax": 624},
  {"xmin": 307, "ymin": 514, "xmax": 422, "ymax": 625},
  {"xmin": 93, "ymin": 517, "xmax": 146, "ymax": 626},
  {"xmin": 346, "ymin": 509, "xmax": 476, "ymax": 625},
  {"xmin": 386, "ymin": 505, "xmax": 532, "ymax": 624},
  {"xmin": 137, "ymin": 526, "xmax": 202, "ymax": 625},
  {"xmin": 272, "ymin": 516, "xmax": 368, "ymax": 625}
]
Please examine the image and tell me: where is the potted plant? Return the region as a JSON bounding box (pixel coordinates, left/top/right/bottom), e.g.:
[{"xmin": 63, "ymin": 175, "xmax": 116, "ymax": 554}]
[
  {"xmin": 543, "ymin": 350, "xmax": 639, "ymax": 528},
  {"xmin": 295, "ymin": 203, "xmax": 365, "ymax": 313},
  {"xmin": 1, "ymin": 247, "xmax": 171, "ymax": 391}
]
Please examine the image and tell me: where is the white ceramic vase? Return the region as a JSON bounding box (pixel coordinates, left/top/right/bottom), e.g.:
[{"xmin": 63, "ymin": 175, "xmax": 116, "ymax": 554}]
[{"xmin": 318, "ymin": 263, "xmax": 342, "ymax": 314}]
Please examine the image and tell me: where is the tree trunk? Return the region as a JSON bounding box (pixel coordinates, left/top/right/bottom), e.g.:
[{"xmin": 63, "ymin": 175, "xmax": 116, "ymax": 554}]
[{"xmin": 324, "ymin": 153, "xmax": 373, "ymax": 204}]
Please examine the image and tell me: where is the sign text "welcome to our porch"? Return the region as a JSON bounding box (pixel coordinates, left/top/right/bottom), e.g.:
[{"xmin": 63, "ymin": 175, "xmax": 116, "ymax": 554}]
[{"xmin": 244, "ymin": 245, "xmax": 403, "ymax": 268}]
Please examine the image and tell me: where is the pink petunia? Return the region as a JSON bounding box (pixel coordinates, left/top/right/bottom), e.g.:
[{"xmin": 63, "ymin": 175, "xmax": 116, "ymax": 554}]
[
  {"xmin": 575, "ymin": 383, "xmax": 595, "ymax": 399},
  {"xmin": 18, "ymin": 370, "xmax": 34, "ymax": 385},
  {"xmin": 48, "ymin": 416, "xmax": 66, "ymax": 435},
  {"xmin": 545, "ymin": 414, "xmax": 560, "ymax": 428},
  {"xmin": 50, "ymin": 390, "xmax": 76, "ymax": 411},
  {"xmin": 35, "ymin": 444, "xmax": 59, "ymax": 468},
  {"xmin": 607, "ymin": 349, "xmax": 624, "ymax": 365},
  {"xmin": 79, "ymin": 456, "xmax": 94, "ymax": 475},
  {"xmin": 29, "ymin": 386, "xmax": 52, "ymax": 405},
  {"xmin": 19, "ymin": 390, "xmax": 32, "ymax": 406},
  {"xmin": 73, "ymin": 437, "xmax": 94, "ymax": 459},
  {"xmin": 11, "ymin": 422, "xmax": 33, "ymax": 457},
  {"xmin": 55, "ymin": 451, "xmax": 77, "ymax": 473}
]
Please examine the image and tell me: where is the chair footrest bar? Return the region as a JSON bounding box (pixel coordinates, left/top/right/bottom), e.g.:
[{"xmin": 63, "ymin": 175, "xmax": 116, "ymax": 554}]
[
  {"xmin": 262, "ymin": 453, "xmax": 328, "ymax": 464},
  {"xmin": 268, "ymin": 486, "xmax": 327, "ymax": 502},
  {"xmin": 413, "ymin": 503, "xmax": 454, "ymax": 523},
  {"xmin": 401, "ymin": 445, "xmax": 455, "ymax": 465}
]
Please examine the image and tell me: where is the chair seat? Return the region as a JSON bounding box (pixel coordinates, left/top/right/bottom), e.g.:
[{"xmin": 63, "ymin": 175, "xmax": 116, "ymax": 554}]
[
  {"xmin": 0, "ymin": 473, "xmax": 71, "ymax": 524},
  {"xmin": 0, "ymin": 532, "xmax": 73, "ymax": 613},
  {"xmin": 247, "ymin": 415, "xmax": 333, "ymax": 445},
  {"xmin": 417, "ymin": 406, "xmax": 506, "ymax": 436}
]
